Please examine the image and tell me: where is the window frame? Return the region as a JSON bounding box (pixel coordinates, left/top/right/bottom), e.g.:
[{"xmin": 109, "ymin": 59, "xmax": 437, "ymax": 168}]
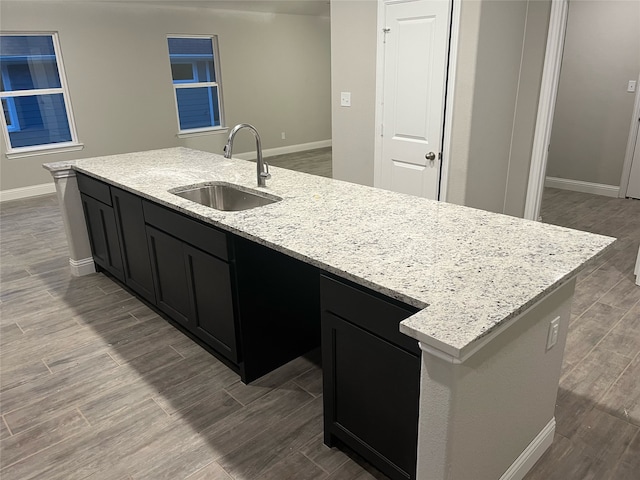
[
  {"xmin": 167, "ymin": 34, "xmax": 225, "ymax": 135},
  {"xmin": 1, "ymin": 70, "xmax": 20, "ymax": 132},
  {"xmin": 0, "ymin": 32, "xmax": 83, "ymax": 159}
]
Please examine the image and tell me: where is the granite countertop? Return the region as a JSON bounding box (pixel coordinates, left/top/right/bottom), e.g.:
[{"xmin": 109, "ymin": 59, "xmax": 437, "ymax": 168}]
[{"xmin": 45, "ymin": 147, "xmax": 615, "ymax": 360}]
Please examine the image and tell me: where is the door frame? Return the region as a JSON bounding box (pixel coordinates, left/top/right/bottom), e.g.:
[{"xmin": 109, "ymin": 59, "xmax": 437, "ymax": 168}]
[
  {"xmin": 619, "ymin": 73, "xmax": 640, "ymax": 198},
  {"xmin": 373, "ymin": 0, "xmax": 460, "ymax": 201},
  {"xmin": 523, "ymin": 0, "xmax": 569, "ymax": 221}
]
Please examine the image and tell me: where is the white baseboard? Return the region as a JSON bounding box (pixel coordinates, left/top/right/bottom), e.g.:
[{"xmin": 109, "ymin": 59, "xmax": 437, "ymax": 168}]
[
  {"xmin": 234, "ymin": 139, "xmax": 331, "ymax": 161},
  {"xmin": 69, "ymin": 257, "xmax": 96, "ymax": 277},
  {"xmin": 499, "ymin": 418, "xmax": 555, "ymax": 480},
  {"xmin": 0, "ymin": 183, "xmax": 56, "ymax": 202},
  {"xmin": 545, "ymin": 177, "xmax": 619, "ymax": 197}
]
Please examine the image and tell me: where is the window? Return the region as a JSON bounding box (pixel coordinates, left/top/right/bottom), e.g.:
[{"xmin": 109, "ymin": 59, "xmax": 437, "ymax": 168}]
[
  {"xmin": 167, "ymin": 36, "xmax": 224, "ymax": 133},
  {"xmin": 0, "ymin": 34, "xmax": 81, "ymax": 156}
]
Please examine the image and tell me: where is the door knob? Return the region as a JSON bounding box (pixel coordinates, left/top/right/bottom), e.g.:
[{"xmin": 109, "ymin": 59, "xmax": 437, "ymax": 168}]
[{"xmin": 425, "ymin": 152, "xmax": 436, "ymax": 161}]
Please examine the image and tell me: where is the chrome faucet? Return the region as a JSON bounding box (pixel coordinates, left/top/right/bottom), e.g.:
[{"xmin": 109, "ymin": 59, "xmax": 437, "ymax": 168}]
[{"xmin": 223, "ymin": 123, "xmax": 271, "ymax": 187}]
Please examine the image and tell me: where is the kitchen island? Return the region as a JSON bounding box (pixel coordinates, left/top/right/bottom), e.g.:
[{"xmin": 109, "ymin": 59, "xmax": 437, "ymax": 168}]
[{"xmin": 45, "ymin": 147, "xmax": 614, "ymax": 480}]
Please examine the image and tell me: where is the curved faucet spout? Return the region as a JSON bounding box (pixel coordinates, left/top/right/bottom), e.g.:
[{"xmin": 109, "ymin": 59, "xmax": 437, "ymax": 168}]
[{"xmin": 223, "ymin": 123, "xmax": 271, "ymax": 187}]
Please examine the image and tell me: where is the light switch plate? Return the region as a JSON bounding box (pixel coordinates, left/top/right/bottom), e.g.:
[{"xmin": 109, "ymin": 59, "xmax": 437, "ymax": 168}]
[
  {"xmin": 628, "ymin": 80, "xmax": 637, "ymax": 93},
  {"xmin": 340, "ymin": 92, "xmax": 351, "ymax": 107}
]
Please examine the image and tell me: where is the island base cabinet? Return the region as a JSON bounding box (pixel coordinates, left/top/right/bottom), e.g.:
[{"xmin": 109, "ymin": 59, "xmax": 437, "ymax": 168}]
[
  {"xmin": 146, "ymin": 226, "xmax": 191, "ymax": 328},
  {"xmin": 233, "ymin": 236, "xmax": 320, "ymax": 383},
  {"xmin": 112, "ymin": 187, "xmax": 155, "ymax": 304},
  {"xmin": 146, "ymin": 225, "xmax": 238, "ymax": 363},
  {"xmin": 184, "ymin": 244, "xmax": 237, "ymax": 361},
  {"xmin": 80, "ymin": 193, "xmax": 124, "ymax": 282},
  {"xmin": 321, "ymin": 275, "xmax": 420, "ymax": 480}
]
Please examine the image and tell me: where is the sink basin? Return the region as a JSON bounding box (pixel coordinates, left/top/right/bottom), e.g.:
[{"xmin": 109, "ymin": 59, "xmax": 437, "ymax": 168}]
[{"xmin": 171, "ymin": 183, "xmax": 281, "ymax": 211}]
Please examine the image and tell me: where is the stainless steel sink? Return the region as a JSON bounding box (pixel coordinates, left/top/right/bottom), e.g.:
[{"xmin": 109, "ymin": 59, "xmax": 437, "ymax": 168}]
[{"xmin": 170, "ymin": 183, "xmax": 281, "ymax": 211}]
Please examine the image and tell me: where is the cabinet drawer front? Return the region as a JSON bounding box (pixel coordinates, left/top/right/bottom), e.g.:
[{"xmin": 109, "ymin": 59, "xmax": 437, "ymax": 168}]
[
  {"xmin": 142, "ymin": 201, "xmax": 228, "ymax": 261},
  {"xmin": 320, "ymin": 275, "xmax": 419, "ymax": 355},
  {"xmin": 77, "ymin": 172, "xmax": 112, "ymax": 206}
]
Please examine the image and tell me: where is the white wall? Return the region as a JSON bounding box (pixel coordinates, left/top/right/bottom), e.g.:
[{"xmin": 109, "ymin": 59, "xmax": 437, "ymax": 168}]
[
  {"xmin": 330, "ymin": 0, "xmax": 550, "ymax": 217},
  {"xmin": 0, "ymin": 1, "xmax": 331, "ymax": 192},
  {"xmin": 546, "ymin": 0, "xmax": 640, "ymax": 189}
]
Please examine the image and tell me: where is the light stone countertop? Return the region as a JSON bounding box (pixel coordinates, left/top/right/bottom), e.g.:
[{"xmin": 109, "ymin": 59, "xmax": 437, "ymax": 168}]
[{"xmin": 45, "ymin": 147, "xmax": 616, "ymax": 360}]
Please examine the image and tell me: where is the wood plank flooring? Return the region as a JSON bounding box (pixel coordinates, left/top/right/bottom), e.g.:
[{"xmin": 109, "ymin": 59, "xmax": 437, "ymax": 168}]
[
  {"xmin": 524, "ymin": 188, "xmax": 640, "ymax": 480},
  {"xmin": 266, "ymin": 147, "xmax": 332, "ymax": 178},
  {"xmin": 0, "ymin": 181, "xmax": 378, "ymax": 479},
  {"xmin": 1, "ymin": 166, "xmax": 638, "ymax": 479}
]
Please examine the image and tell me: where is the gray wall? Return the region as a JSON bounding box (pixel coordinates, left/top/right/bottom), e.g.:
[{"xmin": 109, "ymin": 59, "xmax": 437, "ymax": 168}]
[
  {"xmin": 546, "ymin": 0, "xmax": 640, "ymax": 187},
  {"xmin": 461, "ymin": 0, "xmax": 550, "ymax": 215},
  {"xmin": 503, "ymin": 0, "xmax": 551, "ymax": 216},
  {"xmin": 330, "ymin": 0, "xmax": 550, "ymax": 217},
  {"xmin": 330, "ymin": 0, "xmax": 377, "ymax": 186},
  {"xmin": 0, "ymin": 1, "xmax": 331, "ymax": 191}
]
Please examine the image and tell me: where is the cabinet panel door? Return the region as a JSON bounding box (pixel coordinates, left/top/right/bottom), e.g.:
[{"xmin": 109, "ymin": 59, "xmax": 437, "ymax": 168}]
[
  {"xmin": 184, "ymin": 244, "xmax": 237, "ymax": 362},
  {"xmin": 322, "ymin": 311, "xmax": 420, "ymax": 480},
  {"xmin": 146, "ymin": 226, "xmax": 191, "ymax": 328},
  {"xmin": 112, "ymin": 187, "xmax": 155, "ymax": 303},
  {"xmin": 81, "ymin": 193, "xmax": 124, "ymax": 281}
]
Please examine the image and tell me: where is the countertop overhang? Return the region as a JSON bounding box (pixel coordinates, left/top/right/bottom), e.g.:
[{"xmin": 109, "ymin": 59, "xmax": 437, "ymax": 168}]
[{"xmin": 45, "ymin": 147, "xmax": 616, "ymax": 360}]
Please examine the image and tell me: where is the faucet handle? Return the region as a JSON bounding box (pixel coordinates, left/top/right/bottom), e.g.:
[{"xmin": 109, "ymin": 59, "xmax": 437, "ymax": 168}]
[
  {"xmin": 223, "ymin": 143, "xmax": 233, "ymax": 159},
  {"xmin": 261, "ymin": 161, "xmax": 271, "ymax": 179}
]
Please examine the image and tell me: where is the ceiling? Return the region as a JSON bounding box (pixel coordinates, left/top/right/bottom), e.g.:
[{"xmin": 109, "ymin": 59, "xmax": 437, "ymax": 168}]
[{"xmin": 16, "ymin": 0, "xmax": 331, "ymax": 16}]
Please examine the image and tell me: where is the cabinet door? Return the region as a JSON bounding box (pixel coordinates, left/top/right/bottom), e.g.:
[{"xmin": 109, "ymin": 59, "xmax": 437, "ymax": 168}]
[
  {"xmin": 146, "ymin": 226, "xmax": 191, "ymax": 328},
  {"xmin": 321, "ymin": 276, "xmax": 420, "ymax": 480},
  {"xmin": 112, "ymin": 187, "xmax": 155, "ymax": 303},
  {"xmin": 80, "ymin": 193, "xmax": 124, "ymax": 281},
  {"xmin": 323, "ymin": 313, "xmax": 420, "ymax": 480},
  {"xmin": 184, "ymin": 244, "xmax": 238, "ymax": 362}
]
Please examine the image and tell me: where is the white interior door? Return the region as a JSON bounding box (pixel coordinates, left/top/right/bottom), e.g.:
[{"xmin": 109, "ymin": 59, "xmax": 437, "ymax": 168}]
[
  {"xmin": 378, "ymin": 0, "xmax": 450, "ymax": 200},
  {"xmin": 626, "ymin": 120, "xmax": 640, "ymax": 199}
]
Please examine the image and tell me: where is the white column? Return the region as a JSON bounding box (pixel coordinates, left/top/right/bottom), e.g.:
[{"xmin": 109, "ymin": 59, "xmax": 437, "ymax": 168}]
[{"xmin": 51, "ymin": 168, "xmax": 95, "ymax": 276}]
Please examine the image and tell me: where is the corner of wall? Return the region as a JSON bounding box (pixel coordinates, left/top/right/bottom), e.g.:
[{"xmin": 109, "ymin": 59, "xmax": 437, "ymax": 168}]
[{"xmin": 444, "ymin": 0, "xmax": 482, "ymax": 206}]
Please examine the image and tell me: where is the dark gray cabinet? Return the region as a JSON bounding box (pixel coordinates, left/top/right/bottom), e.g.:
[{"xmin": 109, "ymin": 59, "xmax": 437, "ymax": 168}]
[
  {"xmin": 185, "ymin": 243, "xmax": 236, "ymax": 361},
  {"xmin": 144, "ymin": 202, "xmax": 239, "ymax": 364},
  {"xmin": 78, "ymin": 173, "xmax": 124, "ymax": 281},
  {"xmin": 233, "ymin": 236, "xmax": 320, "ymax": 383},
  {"xmin": 112, "ymin": 187, "xmax": 155, "ymax": 303},
  {"xmin": 320, "ymin": 274, "xmax": 420, "ymax": 480},
  {"xmin": 146, "ymin": 225, "xmax": 192, "ymax": 329}
]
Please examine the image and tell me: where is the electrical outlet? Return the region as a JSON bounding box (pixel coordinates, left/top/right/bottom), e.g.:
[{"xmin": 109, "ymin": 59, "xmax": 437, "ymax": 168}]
[
  {"xmin": 546, "ymin": 316, "xmax": 560, "ymax": 350},
  {"xmin": 628, "ymin": 80, "xmax": 637, "ymax": 93},
  {"xmin": 281, "ymin": 132, "xmax": 286, "ymax": 140},
  {"xmin": 340, "ymin": 92, "xmax": 351, "ymax": 107}
]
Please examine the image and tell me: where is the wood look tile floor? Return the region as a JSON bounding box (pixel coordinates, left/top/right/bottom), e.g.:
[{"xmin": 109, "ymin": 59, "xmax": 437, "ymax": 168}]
[
  {"xmin": 266, "ymin": 147, "xmax": 332, "ymax": 178},
  {"xmin": 1, "ymin": 166, "xmax": 638, "ymax": 479},
  {"xmin": 521, "ymin": 189, "xmax": 640, "ymax": 480}
]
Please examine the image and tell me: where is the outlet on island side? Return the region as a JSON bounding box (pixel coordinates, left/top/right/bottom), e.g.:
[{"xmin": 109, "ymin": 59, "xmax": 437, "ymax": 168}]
[
  {"xmin": 546, "ymin": 316, "xmax": 560, "ymax": 350},
  {"xmin": 281, "ymin": 132, "xmax": 286, "ymax": 140}
]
